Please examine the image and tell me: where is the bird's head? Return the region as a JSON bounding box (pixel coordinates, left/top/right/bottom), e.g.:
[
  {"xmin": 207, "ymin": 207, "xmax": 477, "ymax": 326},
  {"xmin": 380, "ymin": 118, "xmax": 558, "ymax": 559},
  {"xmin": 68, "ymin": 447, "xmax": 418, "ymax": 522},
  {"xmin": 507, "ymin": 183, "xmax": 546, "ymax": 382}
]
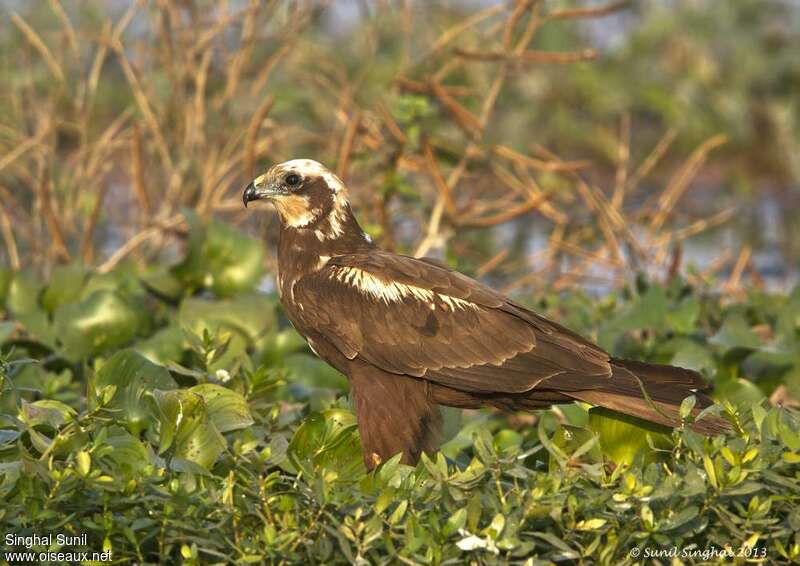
[{"xmin": 243, "ymin": 159, "xmax": 350, "ymax": 234}]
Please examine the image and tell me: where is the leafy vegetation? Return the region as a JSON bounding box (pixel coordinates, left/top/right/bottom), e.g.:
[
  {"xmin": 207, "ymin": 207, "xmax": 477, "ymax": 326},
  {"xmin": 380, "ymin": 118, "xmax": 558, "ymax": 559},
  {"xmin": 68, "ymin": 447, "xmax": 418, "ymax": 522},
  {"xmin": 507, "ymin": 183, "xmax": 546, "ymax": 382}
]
[{"xmin": 1, "ymin": 218, "xmax": 799, "ymax": 564}]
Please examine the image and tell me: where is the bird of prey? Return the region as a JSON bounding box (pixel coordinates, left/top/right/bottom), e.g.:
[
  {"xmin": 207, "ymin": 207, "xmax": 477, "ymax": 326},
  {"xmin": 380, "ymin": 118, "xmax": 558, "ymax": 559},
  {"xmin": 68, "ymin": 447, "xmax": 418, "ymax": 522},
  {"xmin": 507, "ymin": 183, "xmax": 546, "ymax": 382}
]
[{"xmin": 243, "ymin": 159, "xmax": 729, "ymax": 469}]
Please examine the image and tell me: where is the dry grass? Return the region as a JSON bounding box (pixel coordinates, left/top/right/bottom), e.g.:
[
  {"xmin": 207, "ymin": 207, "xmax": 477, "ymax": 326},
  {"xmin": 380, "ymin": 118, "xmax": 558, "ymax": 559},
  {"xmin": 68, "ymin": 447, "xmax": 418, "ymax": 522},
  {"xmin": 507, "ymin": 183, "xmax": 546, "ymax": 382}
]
[{"xmin": 0, "ymin": 1, "xmax": 747, "ymax": 292}]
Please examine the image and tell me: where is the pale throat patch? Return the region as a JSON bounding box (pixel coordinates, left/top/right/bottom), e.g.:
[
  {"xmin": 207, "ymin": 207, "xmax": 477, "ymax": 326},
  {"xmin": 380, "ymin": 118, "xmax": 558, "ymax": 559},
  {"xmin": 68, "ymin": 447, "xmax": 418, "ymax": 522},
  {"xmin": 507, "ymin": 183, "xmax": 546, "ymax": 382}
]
[
  {"xmin": 273, "ymin": 194, "xmax": 318, "ymax": 228},
  {"xmin": 330, "ymin": 266, "xmax": 479, "ymax": 311}
]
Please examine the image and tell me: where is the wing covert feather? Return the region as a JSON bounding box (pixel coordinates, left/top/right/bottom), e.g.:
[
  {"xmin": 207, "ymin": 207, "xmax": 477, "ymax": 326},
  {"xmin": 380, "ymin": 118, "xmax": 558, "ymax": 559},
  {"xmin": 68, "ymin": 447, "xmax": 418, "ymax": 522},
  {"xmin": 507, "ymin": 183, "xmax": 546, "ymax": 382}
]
[{"xmin": 292, "ymin": 252, "xmax": 611, "ymax": 393}]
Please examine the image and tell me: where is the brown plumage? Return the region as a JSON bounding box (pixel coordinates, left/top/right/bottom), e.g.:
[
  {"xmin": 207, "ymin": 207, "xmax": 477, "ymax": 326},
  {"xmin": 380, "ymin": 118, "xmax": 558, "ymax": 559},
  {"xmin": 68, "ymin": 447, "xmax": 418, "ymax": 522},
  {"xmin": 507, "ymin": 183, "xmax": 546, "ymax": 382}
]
[{"xmin": 243, "ymin": 159, "xmax": 730, "ymax": 469}]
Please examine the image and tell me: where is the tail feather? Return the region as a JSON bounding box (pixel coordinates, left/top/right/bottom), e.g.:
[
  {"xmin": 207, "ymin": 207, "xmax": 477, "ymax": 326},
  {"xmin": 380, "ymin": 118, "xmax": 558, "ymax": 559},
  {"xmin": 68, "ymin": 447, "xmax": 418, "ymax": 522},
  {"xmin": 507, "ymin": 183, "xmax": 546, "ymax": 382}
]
[{"xmin": 561, "ymin": 359, "xmax": 731, "ymax": 435}]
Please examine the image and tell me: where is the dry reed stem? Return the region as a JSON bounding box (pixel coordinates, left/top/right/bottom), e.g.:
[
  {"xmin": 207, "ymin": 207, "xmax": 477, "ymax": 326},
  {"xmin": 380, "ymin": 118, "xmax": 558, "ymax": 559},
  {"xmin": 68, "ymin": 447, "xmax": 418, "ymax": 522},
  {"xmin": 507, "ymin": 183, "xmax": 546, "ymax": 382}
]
[
  {"xmin": 727, "ymin": 245, "xmax": 752, "ymax": 290},
  {"xmin": 428, "ymin": 80, "xmax": 482, "ymax": 138},
  {"xmin": 554, "ymin": 239, "xmax": 625, "ymax": 268},
  {"xmin": 112, "ymin": 43, "xmax": 173, "ymax": 171},
  {"xmin": 476, "ymin": 249, "xmax": 510, "ymax": 277},
  {"xmin": 627, "ymin": 128, "xmax": 678, "ymax": 191},
  {"xmin": 244, "ymin": 96, "xmax": 276, "ymax": 181},
  {"xmin": 454, "ymin": 47, "xmax": 598, "ymax": 65},
  {"xmin": 747, "ymin": 260, "xmax": 765, "ymax": 289},
  {"xmin": 654, "ymin": 208, "xmax": 736, "ymax": 246},
  {"xmin": 0, "ymin": 204, "xmax": 20, "ymax": 270},
  {"xmin": 666, "ymin": 243, "xmax": 683, "ymax": 281},
  {"xmin": 0, "ymin": 130, "xmax": 48, "ymax": 176},
  {"xmin": 35, "ymin": 156, "xmax": 70, "ymax": 262},
  {"xmin": 191, "ymin": 48, "xmax": 213, "ymax": 149},
  {"xmin": 548, "ymin": 0, "xmax": 631, "ymax": 20},
  {"xmin": 130, "ymin": 124, "xmax": 152, "ymax": 219},
  {"xmin": 393, "ymin": 77, "xmax": 472, "ymax": 98},
  {"xmin": 414, "ymin": 197, "xmax": 446, "ymax": 258},
  {"xmin": 492, "ymin": 145, "xmax": 591, "ymax": 173},
  {"xmin": 700, "ymin": 249, "xmax": 733, "ymax": 278},
  {"xmin": 650, "ymin": 134, "xmax": 727, "ymax": 232},
  {"xmin": 424, "ymin": 4, "xmax": 504, "ymax": 60},
  {"xmin": 504, "ymin": 0, "xmax": 537, "ymax": 49},
  {"xmin": 375, "ymin": 100, "xmax": 407, "ymax": 145},
  {"xmin": 462, "ymin": 192, "xmax": 553, "ymax": 227},
  {"xmin": 83, "ymin": 110, "xmax": 132, "ymax": 182},
  {"xmin": 611, "ymin": 113, "xmax": 630, "ymax": 211},
  {"xmin": 220, "ymin": 0, "xmax": 260, "ymax": 103},
  {"xmin": 336, "ymin": 112, "xmax": 362, "ymax": 179},
  {"xmin": 491, "ymin": 164, "xmax": 567, "ymax": 223},
  {"xmin": 190, "ymin": 5, "xmax": 255, "ymax": 58},
  {"xmin": 430, "ymin": 0, "xmax": 543, "ymax": 229},
  {"xmin": 11, "ymin": 12, "xmax": 65, "ymax": 83},
  {"xmin": 422, "ymin": 139, "xmax": 458, "ymax": 218},
  {"xmin": 97, "ymin": 226, "xmax": 162, "ymax": 274},
  {"xmin": 85, "ymin": 22, "xmax": 112, "ymax": 109},
  {"xmin": 80, "ymin": 181, "xmax": 110, "ymax": 264},
  {"xmin": 47, "ymin": 0, "xmax": 78, "ymax": 56}
]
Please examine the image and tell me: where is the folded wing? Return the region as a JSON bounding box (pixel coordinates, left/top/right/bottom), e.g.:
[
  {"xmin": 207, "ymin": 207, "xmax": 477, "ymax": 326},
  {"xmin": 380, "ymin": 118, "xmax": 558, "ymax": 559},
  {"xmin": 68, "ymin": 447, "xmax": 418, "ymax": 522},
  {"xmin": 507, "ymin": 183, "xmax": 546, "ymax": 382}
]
[{"xmin": 292, "ymin": 251, "xmax": 613, "ymax": 393}]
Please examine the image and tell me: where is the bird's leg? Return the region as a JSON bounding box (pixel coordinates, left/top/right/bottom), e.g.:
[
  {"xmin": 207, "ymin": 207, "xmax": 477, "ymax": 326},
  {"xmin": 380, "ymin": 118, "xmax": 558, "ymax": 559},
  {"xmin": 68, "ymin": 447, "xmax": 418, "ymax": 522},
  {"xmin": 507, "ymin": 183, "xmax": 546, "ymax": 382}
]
[{"xmin": 348, "ymin": 368, "xmax": 441, "ymax": 469}]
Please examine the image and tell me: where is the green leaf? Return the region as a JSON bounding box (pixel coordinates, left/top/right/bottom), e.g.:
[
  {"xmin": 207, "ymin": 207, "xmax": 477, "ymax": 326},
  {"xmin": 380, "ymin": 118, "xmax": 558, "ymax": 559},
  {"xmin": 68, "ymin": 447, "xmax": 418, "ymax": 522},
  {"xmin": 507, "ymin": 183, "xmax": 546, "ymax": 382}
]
[
  {"xmin": 576, "ymin": 518, "xmax": 607, "ymax": 531},
  {"xmin": 289, "ymin": 409, "xmax": 364, "ymax": 481},
  {"xmin": 666, "ymin": 297, "xmax": 700, "ymax": 334},
  {"xmin": 483, "ymin": 513, "xmax": 506, "ymax": 539},
  {"xmin": 151, "ymin": 388, "xmax": 227, "ymax": 469},
  {"xmin": 5, "ymin": 270, "xmax": 43, "ymax": 315},
  {"xmin": 172, "ymin": 213, "xmax": 265, "ymax": 297},
  {"xmin": 709, "ymin": 313, "xmax": 762, "ymax": 352},
  {"xmin": 41, "ymin": 264, "xmax": 89, "ymax": 313},
  {"xmin": 588, "ymin": 407, "xmax": 672, "ymax": 466},
  {"xmin": 135, "ymin": 325, "xmax": 185, "ymax": 365},
  {"xmin": 493, "ymin": 429, "xmax": 522, "ymax": 455},
  {"xmin": 670, "ymin": 339, "xmax": 714, "ymax": 372},
  {"xmin": 444, "ymin": 508, "xmax": 467, "ymax": 536},
  {"xmin": 76, "ymin": 450, "xmax": 91, "ymax": 476},
  {"xmin": 282, "ymin": 353, "xmax": 349, "ymax": 391},
  {"xmin": 715, "ymin": 378, "xmax": 765, "ymax": 408},
  {"xmin": 140, "ymin": 266, "xmax": 185, "ymax": 301},
  {"xmin": 94, "ymin": 350, "xmax": 177, "ymax": 434},
  {"xmin": 102, "ymin": 426, "xmax": 152, "ymax": 476},
  {"xmin": 258, "ymin": 328, "xmax": 308, "ymax": 367},
  {"xmin": 388, "ymin": 500, "xmax": 408, "ymax": 525},
  {"xmin": 599, "ymin": 286, "xmax": 668, "ymax": 350},
  {"xmin": 188, "ymin": 384, "xmax": 254, "ymax": 433},
  {"xmin": 679, "ymin": 395, "xmax": 697, "ymax": 420},
  {"xmin": 20, "ymin": 399, "xmax": 76, "ymax": 428},
  {"xmin": 661, "ymin": 505, "xmax": 699, "ymax": 531},
  {"xmin": 178, "ymin": 294, "xmax": 276, "ymax": 345},
  {"xmin": 54, "ymin": 290, "xmax": 145, "ymax": 361},
  {"xmin": 0, "ymin": 269, "xmax": 11, "ymax": 306}
]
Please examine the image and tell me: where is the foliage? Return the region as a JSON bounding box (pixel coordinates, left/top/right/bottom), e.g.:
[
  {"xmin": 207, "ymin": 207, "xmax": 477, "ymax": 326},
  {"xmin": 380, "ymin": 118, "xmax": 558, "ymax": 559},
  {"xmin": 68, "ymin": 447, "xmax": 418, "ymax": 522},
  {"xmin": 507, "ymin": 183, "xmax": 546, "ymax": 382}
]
[{"xmin": 1, "ymin": 219, "xmax": 799, "ymax": 564}]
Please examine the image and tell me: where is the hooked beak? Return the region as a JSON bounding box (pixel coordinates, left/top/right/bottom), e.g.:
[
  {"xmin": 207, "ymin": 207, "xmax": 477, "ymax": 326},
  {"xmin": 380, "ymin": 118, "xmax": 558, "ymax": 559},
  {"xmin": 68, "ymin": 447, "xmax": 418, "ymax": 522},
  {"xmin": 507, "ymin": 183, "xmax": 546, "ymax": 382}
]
[
  {"xmin": 242, "ymin": 182, "xmax": 257, "ymax": 207},
  {"xmin": 242, "ymin": 175, "xmax": 281, "ymax": 208}
]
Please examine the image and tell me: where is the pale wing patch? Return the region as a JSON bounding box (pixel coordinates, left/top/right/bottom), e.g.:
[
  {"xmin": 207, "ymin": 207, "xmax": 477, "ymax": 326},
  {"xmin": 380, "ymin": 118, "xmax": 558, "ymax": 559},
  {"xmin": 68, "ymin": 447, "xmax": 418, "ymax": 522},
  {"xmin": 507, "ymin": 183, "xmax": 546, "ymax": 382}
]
[
  {"xmin": 330, "ymin": 266, "xmax": 479, "ymax": 311},
  {"xmin": 316, "ymin": 255, "xmax": 331, "ymax": 270}
]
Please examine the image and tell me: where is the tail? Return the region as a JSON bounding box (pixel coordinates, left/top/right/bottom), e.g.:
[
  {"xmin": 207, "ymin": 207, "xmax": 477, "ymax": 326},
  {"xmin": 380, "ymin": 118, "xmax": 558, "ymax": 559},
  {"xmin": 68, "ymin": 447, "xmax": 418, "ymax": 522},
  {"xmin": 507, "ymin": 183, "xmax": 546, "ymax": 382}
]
[{"xmin": 562, "ymin": 359, "xmax": 731, "ymax": 435}]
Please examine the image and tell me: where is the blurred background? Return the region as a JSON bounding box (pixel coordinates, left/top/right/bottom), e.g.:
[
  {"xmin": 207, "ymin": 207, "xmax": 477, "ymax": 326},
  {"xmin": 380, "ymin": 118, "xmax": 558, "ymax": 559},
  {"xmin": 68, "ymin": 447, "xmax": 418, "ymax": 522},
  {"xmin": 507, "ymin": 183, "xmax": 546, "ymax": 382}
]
[{"xmin": 1, "ymin": 0, "xmax": 798, "ymax": 295}]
